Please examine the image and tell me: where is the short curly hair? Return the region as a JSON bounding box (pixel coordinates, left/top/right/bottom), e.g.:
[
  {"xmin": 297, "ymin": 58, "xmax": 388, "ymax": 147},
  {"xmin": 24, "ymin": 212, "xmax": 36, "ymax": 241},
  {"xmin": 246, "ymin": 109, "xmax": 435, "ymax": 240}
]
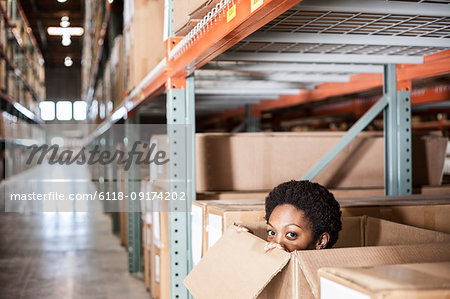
[{"xmin": 265, "ymin": 180, "xmax": 342, "ymax": 248}]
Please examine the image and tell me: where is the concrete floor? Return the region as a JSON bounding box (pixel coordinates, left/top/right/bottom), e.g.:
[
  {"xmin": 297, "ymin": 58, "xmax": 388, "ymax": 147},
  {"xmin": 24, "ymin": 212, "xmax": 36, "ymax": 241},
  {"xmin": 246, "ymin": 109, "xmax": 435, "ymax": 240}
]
[{"xmin": 0, "ymin": 164, "xmax": 150, "ymax": 299}]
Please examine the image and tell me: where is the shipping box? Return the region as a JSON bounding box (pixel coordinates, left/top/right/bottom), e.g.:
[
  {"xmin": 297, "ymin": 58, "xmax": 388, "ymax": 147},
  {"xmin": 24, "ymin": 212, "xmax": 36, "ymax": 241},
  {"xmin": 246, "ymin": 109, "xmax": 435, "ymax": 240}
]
[
  {"xmin": 184, "ymin": 221, "xmax": 450, "ymax": 299},
  {"xmin": 192, "ymin": 200, "xmax": 265, "ymax": 265},
  {"xmin": 195, "ymin": 132, "xmax": 447, "ymax": 191},
  {"xmin": 110, "ymin": 35, "xmax": 125, "ymax": 107},
  {"xmin": 142, "ymin": 220, "xmax": 151, "ymax": 290},
  {"xmin": 173, "ymin": 0, "xmax": 198, "ymax": 36},
  {"xmin": 149, "ymin": 210, "xmax": 170, "ymax": 299},
  {"xmin": 339, "ymin": 194, "xmax": 450, "ymax": 233},
  {"xmin": 124, "ymin": 0, "xmax": 165, "ymax": 91},
  {"xmin": 319, "ymin": 262, "xmax": 450, "ymax": 299}
]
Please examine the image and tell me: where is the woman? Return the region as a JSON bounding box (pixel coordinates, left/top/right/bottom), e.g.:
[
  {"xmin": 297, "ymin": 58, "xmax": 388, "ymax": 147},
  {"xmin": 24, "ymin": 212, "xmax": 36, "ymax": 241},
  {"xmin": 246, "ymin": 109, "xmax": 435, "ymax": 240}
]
[{"xmin": 237, "ymin": 180, "xmax": 342, "ymax": 252}]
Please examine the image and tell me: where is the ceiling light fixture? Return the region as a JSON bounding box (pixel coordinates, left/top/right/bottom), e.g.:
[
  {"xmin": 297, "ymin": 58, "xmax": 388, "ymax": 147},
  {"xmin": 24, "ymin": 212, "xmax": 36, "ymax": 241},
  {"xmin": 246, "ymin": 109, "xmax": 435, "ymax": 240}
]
[
  {"xmin": 57, "ymin": 0, "xmax": 67, "ymax": 3},
  {"xmin": 47, "ymin": 27, "xmax": 84, "ymax": 36},
  {"xmin": 62, "ymin": 33, "xmax": 71, "ymax": 46},
  {"xmin": 64, "ymin": 56, "xmax": 73, "ymax": 67},
  {"xmin": 60, "ymin": 16, "xmax": 70, "ymax": 27}
]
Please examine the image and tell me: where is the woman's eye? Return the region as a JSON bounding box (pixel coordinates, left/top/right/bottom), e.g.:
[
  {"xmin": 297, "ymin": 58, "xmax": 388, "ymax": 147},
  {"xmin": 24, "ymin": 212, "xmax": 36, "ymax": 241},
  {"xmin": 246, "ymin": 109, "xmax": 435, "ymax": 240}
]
[
  {"xmin": 267, "ymin": 230, "xmax": 276, "ymax": 237},
  {"xmin": 286, "ymin": 232, "xmax": 297, "ymax": 239}
]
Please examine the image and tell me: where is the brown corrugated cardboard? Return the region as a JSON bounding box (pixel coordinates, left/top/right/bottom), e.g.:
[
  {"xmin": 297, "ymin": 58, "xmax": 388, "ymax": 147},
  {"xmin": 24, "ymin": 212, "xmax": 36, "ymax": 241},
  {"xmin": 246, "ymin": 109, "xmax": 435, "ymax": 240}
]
[
  {"xmin": 173, "ymin": 0, "xmax": 199, "ymax": 36},
  {"xmin": 195, "ymin": 132, "xmax": 384, "ymax": 191},
  {"xmin": 195, "ymin": 132, "xmax": 447, "ymax": 191},
  {"xmin": 191, "ymin": 200, "xmax": 265, "ymax": 265},
  {"xmin": 184, "ymin": 226, "xmax": 450, "ymax": 299},
  {"xmin": 142, "ymin": 221, "xmax": 151, "ymax": 291},
  {"xmin": 206, "ymin": 204, "xmax": 266, "ymax": 249},
  {"xmin": 413, "ymin": 133, "xmax": 448, "ymax": 186},
  {"xmin": 188, "ymin": 0, "xmax": 221, "ymax": 19},
  {"xmin": 125, "ymin": 0, "xmax": 165, "ymax": 91},
  {"xmin": 111, "ymin": 35, "xmax": 125, "ymax": 107},
  {"xmin": 149, "ymin": 212, "xmax": 170, "ymax": 299},
  {"xmin": 319, "ymin": 262, "xmax": 450, "ymax": 299},
  {"xmin": 338, "ymin": 195, "xmax": 450, "ymax": 233}
]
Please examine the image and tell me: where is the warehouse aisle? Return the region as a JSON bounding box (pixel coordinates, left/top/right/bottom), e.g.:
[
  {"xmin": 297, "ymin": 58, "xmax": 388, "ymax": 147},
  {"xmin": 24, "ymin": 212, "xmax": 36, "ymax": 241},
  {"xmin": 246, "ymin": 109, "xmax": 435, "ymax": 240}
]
[{"xmin": 0, "ymin": 164, "xmax": 149, "ymax": 299}]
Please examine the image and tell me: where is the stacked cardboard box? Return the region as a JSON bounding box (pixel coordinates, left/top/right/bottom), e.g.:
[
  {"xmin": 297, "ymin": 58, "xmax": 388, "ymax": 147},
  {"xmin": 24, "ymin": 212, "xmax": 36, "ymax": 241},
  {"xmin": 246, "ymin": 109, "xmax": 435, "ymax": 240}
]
[
  {"xmin": 339, "ymin": 195, "xmax": 450, "ymax": 234},
  {"xmin": 173, "ymin": 0, "xmax": 221, "ymax": 36},
  {"xmin": 110, "ymin": 35, "xmax": 125, "ymax": 108},
  {"xmin": 195, "ymin": 132, "xmax": 447, "ymax": 191},
  {"xmin": 123, "ymin": 0, "xmax": 165, "ymax": 92},
  {"xmin": 192, "ymin": 200, "xmax": 265, "ymax": 265}
]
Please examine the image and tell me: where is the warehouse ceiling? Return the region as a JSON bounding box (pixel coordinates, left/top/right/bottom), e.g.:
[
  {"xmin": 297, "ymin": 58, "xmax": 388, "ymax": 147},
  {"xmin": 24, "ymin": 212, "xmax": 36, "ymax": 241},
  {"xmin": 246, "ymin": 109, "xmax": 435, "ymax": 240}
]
[{"xmin": 19, "ymin": 0, "xmax": 84, "ymax": 68}]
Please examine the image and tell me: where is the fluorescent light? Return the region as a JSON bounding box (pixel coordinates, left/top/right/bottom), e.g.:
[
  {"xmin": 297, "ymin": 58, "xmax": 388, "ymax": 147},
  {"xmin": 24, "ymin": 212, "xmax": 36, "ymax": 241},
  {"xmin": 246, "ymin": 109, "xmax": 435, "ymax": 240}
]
[
  {"xmin": 60, "ymin": 16, "xmax": 70, "ymax": 28},
  {"xmin": 73, "ymin": 101, "xmax": 87, "ymax": 120},
  {"xmin": 64, "ymin": 56, "xmax": 73, "ymax": 67},
  {"xmin": 47, "ymin": 27, "xmax": 84, "ymax": 36},
  {"xmin": 39, "ymin": 101, "xmax": 55, "ymax": 121},
  {"xmin": 62, "ymin": 34, "xmax": 71, "ymax": 46},
  {"xmin": 56, "ymin": 101, "xmax": 72, "ymax": 121}
]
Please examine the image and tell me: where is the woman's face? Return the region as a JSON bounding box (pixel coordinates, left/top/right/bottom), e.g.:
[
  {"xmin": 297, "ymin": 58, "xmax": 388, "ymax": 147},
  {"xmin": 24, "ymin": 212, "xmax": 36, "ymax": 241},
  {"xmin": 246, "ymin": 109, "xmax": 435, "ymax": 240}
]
[{"xmin": 266, "ymin": 204, "xmax": 317, "ymax": 252}]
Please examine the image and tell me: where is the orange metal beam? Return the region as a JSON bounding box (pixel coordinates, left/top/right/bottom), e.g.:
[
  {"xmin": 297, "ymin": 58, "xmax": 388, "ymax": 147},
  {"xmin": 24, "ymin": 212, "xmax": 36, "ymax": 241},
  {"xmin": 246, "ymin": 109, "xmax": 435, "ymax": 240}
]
[
  {"xmin": 206, "ymin": 50, "xmax": 450, "ymax": 124},
  {"xmin": 168, "ymin": 0, "xmax": 302, "ymax": 78}
]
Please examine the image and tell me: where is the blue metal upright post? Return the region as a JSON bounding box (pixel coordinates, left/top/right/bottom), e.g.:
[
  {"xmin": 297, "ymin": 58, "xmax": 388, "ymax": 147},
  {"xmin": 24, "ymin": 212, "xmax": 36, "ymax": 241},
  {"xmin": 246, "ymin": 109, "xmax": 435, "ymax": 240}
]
[
  {"xmin": 383, "ymin": 65, "xmax": 412, "ymax": 195},
  {"xmin": 125, "ymin": 115, "xmax": 142, "ymax": 273},
  {"xmin": 166, "ymin": 75, "xmax": 195, "ymax": 299}
]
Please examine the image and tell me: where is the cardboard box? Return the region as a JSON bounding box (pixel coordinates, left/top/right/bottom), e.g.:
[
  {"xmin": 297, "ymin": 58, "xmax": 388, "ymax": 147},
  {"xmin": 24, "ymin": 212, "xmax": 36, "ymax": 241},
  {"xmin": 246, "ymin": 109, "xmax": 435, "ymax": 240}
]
[
  {"xmin": 149, "ymin": 210, "xmax": 170, "ymax": 299},
  {"xmin": 184, "ymin": 224, "xmax": 450, "ymax": 299},
  {"xmin": 195, "ymin": 132, "xmax": 447, "ymax": 191},
  {"xmin": 142, "ymin": 220, "xmax": 151, "ymax": 291},
  {"xmin": 339, "ymin": 195, "xmax": 450, "ymax": 234},
  {"xmin": 124, "ymin": 0, "xmax": 165, "ymax": 91},
  {"xmin": 111, "ymin": 35, "xmax": 125, "ymax": 107},
  {"xmin": 413, "ymin": 133, "xmax": 448, "ymax": 186},
  {"xmin": 319, "ymin": 262, "xmax": 450, "ymax": 299},
  {"xmin": 188, "ymin": 0, "xmax": 221, "ymax": 19},
  {"xmin": 192, "ymin": 200, "xmax": 265, "ymax": 262}
]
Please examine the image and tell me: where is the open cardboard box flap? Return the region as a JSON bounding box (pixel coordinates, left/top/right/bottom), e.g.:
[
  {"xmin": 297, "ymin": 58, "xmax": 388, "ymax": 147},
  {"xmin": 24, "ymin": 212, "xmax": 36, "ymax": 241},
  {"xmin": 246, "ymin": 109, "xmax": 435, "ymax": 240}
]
[{"xmin": 184, "ymin": 227, "xmax": 290, "ymax": 299}]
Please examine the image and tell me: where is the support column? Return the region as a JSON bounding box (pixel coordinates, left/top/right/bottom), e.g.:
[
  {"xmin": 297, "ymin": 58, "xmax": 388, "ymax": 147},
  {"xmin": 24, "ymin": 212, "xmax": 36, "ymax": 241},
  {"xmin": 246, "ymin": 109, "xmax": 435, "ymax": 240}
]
[
  {"xmin": 383, "ymin": 65, "xmax": 412, "ymax": 195},
  {"xmin": 166, "ymin": 75, "xmax": 195, "ymax": 299},
  {"xmin": 125, "ymin": 115, "xmax": 142, "ymax": 273}
]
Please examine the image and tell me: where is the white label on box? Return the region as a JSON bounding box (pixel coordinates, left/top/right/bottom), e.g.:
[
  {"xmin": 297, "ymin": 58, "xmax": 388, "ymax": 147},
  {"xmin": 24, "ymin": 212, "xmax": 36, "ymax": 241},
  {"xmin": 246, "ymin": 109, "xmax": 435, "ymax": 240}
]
[
  {"xmin": 320, "ymin": 277, "xmax": 370, "ymax": 299},
  {"xmin": 155, "ymin": 254, "xmax": 160, "ymax": 283},
  {"xmin": 153, "ymin": 211, "xmax": 161, "ymax": 249},
  {"xmin": 191, "ymin": 204, "xmax": 203, "ymax": 266},
  {"xmin": 207, "ymin": 214, "xmax": 223, "ymax": 248}
]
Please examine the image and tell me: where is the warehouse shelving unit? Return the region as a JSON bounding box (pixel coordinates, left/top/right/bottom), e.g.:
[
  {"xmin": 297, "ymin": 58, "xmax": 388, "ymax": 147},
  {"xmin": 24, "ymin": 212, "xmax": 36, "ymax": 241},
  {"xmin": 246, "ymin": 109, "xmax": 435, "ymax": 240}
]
[
  {"xmin": 0, "ymin": 0, "xmax": 45, "ymax": 182},
  {"xmin": 83, "ymin": 1, "xmax": 450, "ymax": 298}
]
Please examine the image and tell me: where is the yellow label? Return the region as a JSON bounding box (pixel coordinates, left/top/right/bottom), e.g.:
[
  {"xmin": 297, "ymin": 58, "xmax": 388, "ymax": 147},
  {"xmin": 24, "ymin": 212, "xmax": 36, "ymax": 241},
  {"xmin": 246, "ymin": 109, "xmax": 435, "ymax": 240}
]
[
  {"xmin": 251, "ymin": 0, "xmax": 263, "ymax": 13},
  {"xmin": 227, "ymin": 5, "xmax": 236, "ymax": 23}
]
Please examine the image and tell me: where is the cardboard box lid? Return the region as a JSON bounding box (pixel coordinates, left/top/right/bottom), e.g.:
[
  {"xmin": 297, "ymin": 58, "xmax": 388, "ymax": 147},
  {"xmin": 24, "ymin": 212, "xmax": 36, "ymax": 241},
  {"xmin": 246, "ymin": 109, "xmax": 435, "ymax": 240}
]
[
  {"xmin": 184, "ymin": 226, "xmax": 290, "ymax": 299},
  {"xmin": 297, "ymin": 243, "xmax": 450, "ymax": 298},
  {"xmin": 319, "ymin": 262, "xmax": 450, "ymax": 296}
]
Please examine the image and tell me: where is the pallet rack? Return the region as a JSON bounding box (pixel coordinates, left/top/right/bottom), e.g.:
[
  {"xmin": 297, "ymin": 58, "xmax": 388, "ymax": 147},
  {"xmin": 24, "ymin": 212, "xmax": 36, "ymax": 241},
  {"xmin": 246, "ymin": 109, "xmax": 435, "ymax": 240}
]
[
  {"xmin": 83, "ymin": 1, "xmax": 450, "ymax": 298},
  {"xmin": 0, "ymin": 0, "xmax": 45, "ymax": 182}
]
